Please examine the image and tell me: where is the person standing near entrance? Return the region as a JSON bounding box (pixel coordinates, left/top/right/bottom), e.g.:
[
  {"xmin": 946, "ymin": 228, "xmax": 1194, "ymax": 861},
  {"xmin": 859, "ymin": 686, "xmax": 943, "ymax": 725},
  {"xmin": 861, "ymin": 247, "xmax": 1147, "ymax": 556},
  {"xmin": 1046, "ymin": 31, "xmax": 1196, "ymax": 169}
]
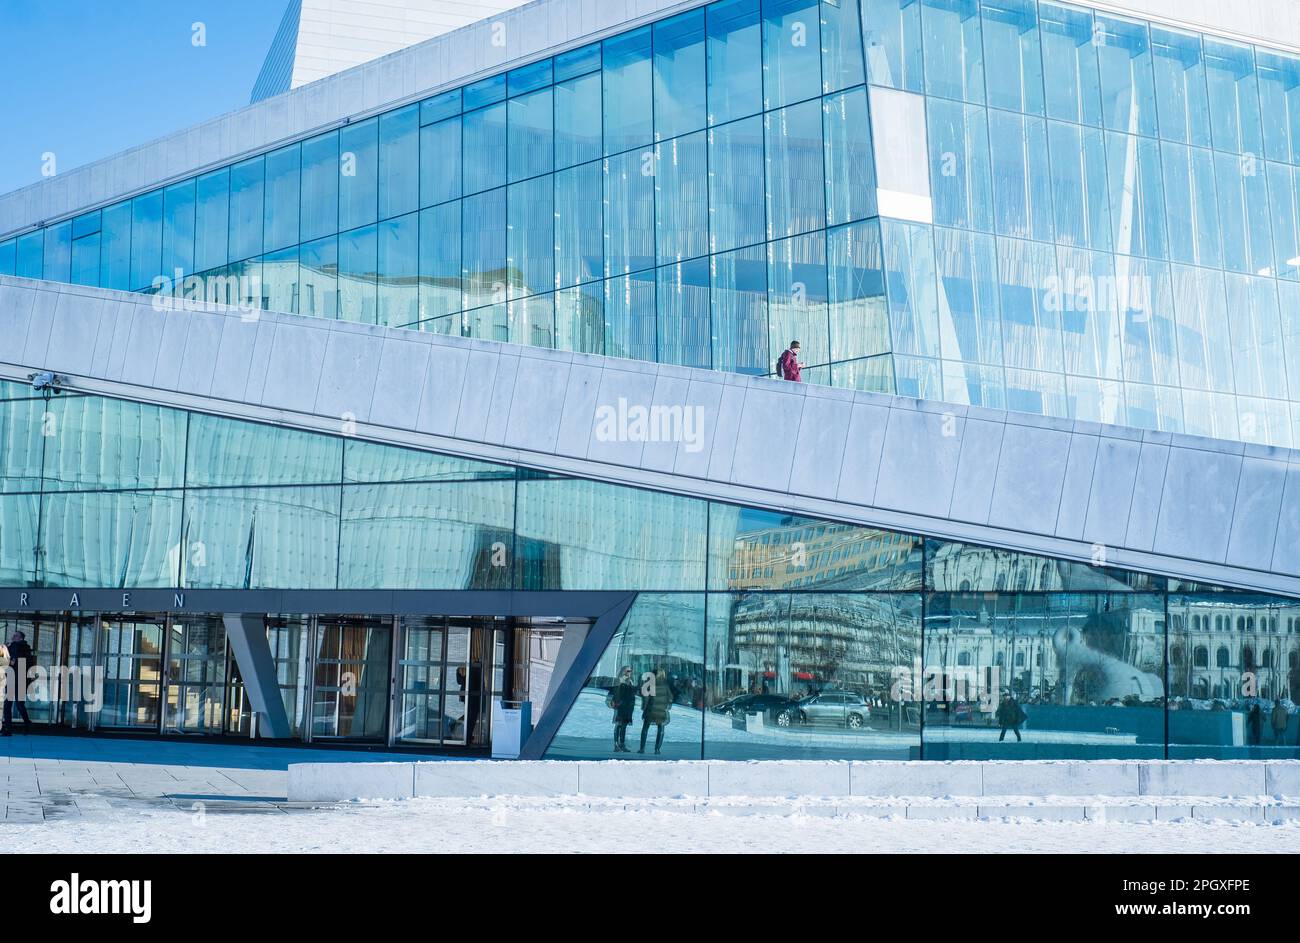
[
  {"xmin": 607, "ymin": 666, "xmax": 637, "ymax": 753},
  {"xmin": 638, "ymin": 668, "xmax": 674, "ymax": 755},
  {"xmin": 777, "ymin": 341, "xmax": 802, "ymax": 382},
  {"xmin": 3, "ymin": 631, "xmax": 33, "ymax": 735}
]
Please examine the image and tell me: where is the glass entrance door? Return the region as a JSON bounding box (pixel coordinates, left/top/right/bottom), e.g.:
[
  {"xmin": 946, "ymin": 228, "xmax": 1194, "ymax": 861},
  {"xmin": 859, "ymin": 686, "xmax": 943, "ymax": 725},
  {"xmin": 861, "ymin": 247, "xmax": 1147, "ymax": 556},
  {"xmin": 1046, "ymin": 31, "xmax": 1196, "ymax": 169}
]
[
  {"xmin": 394, "ymin": 617, "xmax": 491, "ymax": 746},
  {"xmin": 98, "ymin": 617, "xmax": 165, "ymax": 729},
  {"xmin": 163, "ymin": 615, "xmax": 228, "ymax": 734},
  {"xmin": 311, "ymin": 617, "xmax": 391, "ymax": 740}
]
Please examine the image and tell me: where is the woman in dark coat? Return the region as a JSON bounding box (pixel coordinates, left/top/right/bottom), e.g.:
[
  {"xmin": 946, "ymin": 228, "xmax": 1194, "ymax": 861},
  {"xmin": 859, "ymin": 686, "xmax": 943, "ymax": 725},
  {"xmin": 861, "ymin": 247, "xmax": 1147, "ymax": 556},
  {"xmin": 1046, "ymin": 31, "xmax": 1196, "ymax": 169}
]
[
  {"xmin": 607, "ymin": 666, "xmax": 638, "ymax": 753},
  {"xmin": 995, "ymin": 694, "xmax": 1026, "ymax": 742},
  {"xmin": 638, "ymin": 668, "xmax": 674, "ymax": 755}
]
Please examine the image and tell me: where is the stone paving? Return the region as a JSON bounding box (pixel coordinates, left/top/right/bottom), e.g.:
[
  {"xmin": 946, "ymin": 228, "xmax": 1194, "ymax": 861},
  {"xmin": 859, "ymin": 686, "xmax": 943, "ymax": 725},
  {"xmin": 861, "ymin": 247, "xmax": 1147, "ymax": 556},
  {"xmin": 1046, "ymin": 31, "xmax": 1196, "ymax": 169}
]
[{"xmin": 0, "ymin": 734, "xmax": 440, "ymax": 823}]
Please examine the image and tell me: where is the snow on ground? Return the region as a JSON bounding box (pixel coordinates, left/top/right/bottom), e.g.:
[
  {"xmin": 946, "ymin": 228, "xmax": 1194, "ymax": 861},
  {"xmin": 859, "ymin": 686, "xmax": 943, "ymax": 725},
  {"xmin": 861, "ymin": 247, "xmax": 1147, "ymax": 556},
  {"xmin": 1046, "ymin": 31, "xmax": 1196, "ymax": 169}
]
[{"xmin": 5, "ymin": 798, "xmax": 1300, "ymax": 854}]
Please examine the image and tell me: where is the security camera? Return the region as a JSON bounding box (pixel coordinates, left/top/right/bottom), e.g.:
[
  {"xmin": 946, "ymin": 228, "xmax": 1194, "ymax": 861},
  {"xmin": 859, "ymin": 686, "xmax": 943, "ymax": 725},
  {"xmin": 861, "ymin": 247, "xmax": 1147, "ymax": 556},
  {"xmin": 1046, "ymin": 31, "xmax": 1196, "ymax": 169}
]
[{"xmin": 29, "ymin": 371, "xmax": 63, "ymax": 394}]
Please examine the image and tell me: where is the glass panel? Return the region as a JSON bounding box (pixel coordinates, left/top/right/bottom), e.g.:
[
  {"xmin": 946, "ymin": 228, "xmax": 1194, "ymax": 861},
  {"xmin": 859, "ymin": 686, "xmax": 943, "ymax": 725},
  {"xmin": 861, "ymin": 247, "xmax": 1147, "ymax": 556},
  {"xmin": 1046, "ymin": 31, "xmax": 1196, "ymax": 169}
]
[
  {"xmin": 1047, "ymin": 120, "xmax": 1112, "ymax": 251},
  {"xmin": 16, "ymin": 232, "xmax": 42, "ymax": 280},
  {"xmin": 339, "ymin": 224, "xmax": 378, "ymax": 323},
  {"xmin": 656, "ymin": 258, "xmax": 711, "ymax": 368},
  {"xmin": 988, "ymin": 110, "xmax": 1053, "ymax": 242},
  {"xmin": 604, "ymin": 269, "xmax": 658, "ymax": 361},
  {"xmin": 604, "ymin": 150, "xmax": 656, "ymax": 276},
  {"xmin": 765, "ymin": 98, "xmax": 825, "ymax": 239},
  {"xmin": 546, "ymin": 594, "xmax": 705, "ymax": 759},
  {"xmin": 42, "ymin": 397, "xmax": 186, "ymax": 491},
  {"xmin": 860, "ymin": 0, "xmax": 924, "ymax": 92},
  {"xmin": 1096, "ymin": 14, "xmax": 1157, "ymax": 137},
  {"xmin": 180, "ymin": 486, "xmax": 339, "ymax": 589},
  {"xmin": 709, "ymin": 504, "xmax": 920, "ymax": 590},
  {"xmin": 339, "ymin": 481, "xmax": 516, "ymax": 588},
  {"xmin": 378, "ymin": 212, "xmax": 419, "ymax": 327},
  {"xmin": 707, "ymin": 0, "xmax": 763, "ymax": 125},
  {"xmin": 1039, "ymin": 1, "xmax": 1101, "ymax": 126},
  {"xmin": 704, "ymin": 592, "xmax": 921, "ymax": 759},
  {"xmin": 554, "ymin": 73, "xmax": 602, "ymax": 170},
  {"xmin": 711, "ymin": 244, "xmax": 768, "ymax": 374},
  {"xmin": 509, "ymin": 57, "xmax": 553, "ymax": 96},
  {"xmin": 41, "ymin": 492, "xmax": 182, "ymax": 587},
  {"xmin": 507, "ymin": 175, "xmax": 554, "ymax": 297},
  {"xmin": 1161, "ymin": 142, "xmax": 1222, "ymax": 268},
  {"xmin": 1104, "ymin": 131, "xmax": 1167, "ymax": 260},
  {"xmin": 934, "ymin": 227, "xmax": 1001, "ymax": 367},
  {"xmin": 186, "ymin": 412, "xmax": 342, "ymax": 486},
  {"xmin": 1214, "ymin": 149, "xmax": 1273, "ymax": 276},
  {"xmin": 762, "ymin": 0, "xmax": 822, "ymax": 110},
  {"xmin": 655, "ymin": 130, "xmax": 708, "ymax": 264},
  {"xmin": 921, "ymin": 0, "xmax": 984, "ymax": 103},
  {"xmin": 228, "ymin": 157, "xmax": 264, "ymax": 263},
  {"xmin": 0, "ymin": 240, "xmax": 14, "ymax": 276},
  {"xmin": 462, "ymin": 187, "xmax": 507, "ymax": 311},
  {"xmin": 1257, "ymin": 50, "xmax": 1300, "ymax": 164},
  {"xmin": 654, "ymin": 9, "xmax": 707, "ymax": 140},
  {"xmin": 996, "ymin": 236, "xmax": 1063, "ymax": 372},
  {"xmin": 927, "ymin": 97, "xmax": 992, "ymax": 232},
  {"xmin": 981, "ymin": 0, "xmax": 1043, "ymax": 114},
  {"xmin": 823, "ymin": 87, "xmax": 876, "ymax": 226},
  {"xmin": 130, "ymin": 189, "xmax": 164, "ymax": 290},
  {"xmin": 828, "ymin": 219, "xmax": 890, "ymax": 363},
  {"xmin": 418, "ymin": 202, "xmax": 460, "ymax": 320},
  {"xmin": 1168, "ymin": 593, "xmax": 1300, "ymax": 758},
  {"xmin": 708, "ymin": 115, "xmax": 766, "ymax": 253},
  {"xmin": 556, "ymin": 42, "xmax": 601, "ymax": 81},
  {"xmin": 768, "ymin": 230, "xmax": 829, "ymax": 369},
  {"xmin": 0, "ymin": 494, "xmax": 39, "ymax": 585},
  {"xmin": 71, "ymin": 234, "xmax": 100, "ymax": 286},
  {"xmin": 301, "ymin": 131, "xmax": 340, "ymax": 242},
  {"xmin": 1203, "ymin": 37, "xmax": 1263, "ymax": 156},
  {"xmin": 556, "ymin": 283, "xmax": 605, "ymax": 355},
  {"xmin": 603, "ymin": 27, "xmax": 654, "ymax": 155},
  {"xmin": 1151, "ymin": 26, "xmax": 1212, "ymax": 147},
  {"xmin": 463, "ymin": 103, "xmax": 508, "ymax": 196},
  {"xmin": 344, "ymin": 439, "xmax": 512, "ymax": 483},
  {"xmin": 465, "ymin": 74, "xmax": 507, "ymax": 110},
  {"xmin": 262, "ymin": 246, "xmax": 298, "ymax": 313},
  {"xmin": 299, "ymin": 235, "xmax": 338, "ymax": 320},
  {"xmin": 42, "ymin": 221, "xmax": 71, "ymax": 284},
  {"xmin": 881, "ymin": 220, "xmax": 939, "ymax": 359},
  {"xmin": 162, "ymin": 179, "xmax": 196, "ymax": 278},
  {"xmin": 421, "ymin": 88, "xmax": 461, "ymax": 124},
  {"xmin": 554, "ymin": 161, "xmax": 603, "ymax": 288},
  {"xmin": 99, "ymin": 201, "xmax": 132, "ymax": 290},
  {"xmin": 515, "ymin": 476, "xmax": 706, "ymax": 589},
  {"xmin": 508, "ymin": 88, "xmax": 553, "ymax": 183},
  {"xmin": 821, "ymin": 0, "xmax": 865, "ymax": 94},
  {"xmin": 0, "ymin": 397, "xmax": 47, "ymax": 493},
  {"xmin": 420, "ymin": 116, "xmax": 462, "ymax": 207},
  {"xmin": 263, "ymin": 143, "xmax": 301, "ymax": 252},
  {"xmin": 194, "ymin": 169, "xmax": 230, "ymax": 274},
  {"xmin": 925, "ymin": 592, "xmax": 1166, "ymax": 759},
  {"xmin": 339, "ymin": 116, "xmax": 379, "ymax": 230}
]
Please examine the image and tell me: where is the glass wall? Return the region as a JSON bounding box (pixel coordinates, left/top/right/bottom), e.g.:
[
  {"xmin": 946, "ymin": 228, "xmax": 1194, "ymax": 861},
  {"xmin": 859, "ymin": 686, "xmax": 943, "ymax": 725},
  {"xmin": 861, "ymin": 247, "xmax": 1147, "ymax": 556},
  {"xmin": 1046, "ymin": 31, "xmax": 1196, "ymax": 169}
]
[
  {"xmin": 7, "ymin": 0, "xmax": 1300, "ymax": 447},
  {"xmin": 1, "ymin": 384, "xmax": 1297, "ymax": 758}
]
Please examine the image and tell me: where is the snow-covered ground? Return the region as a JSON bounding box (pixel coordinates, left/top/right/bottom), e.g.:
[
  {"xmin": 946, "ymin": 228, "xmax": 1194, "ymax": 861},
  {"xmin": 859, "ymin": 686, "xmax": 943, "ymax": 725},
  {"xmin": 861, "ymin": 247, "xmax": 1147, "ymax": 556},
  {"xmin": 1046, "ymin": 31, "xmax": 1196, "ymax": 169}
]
[{"xmin": 5, "ymin": 798, "xmax": 1300, "ymax": 854}]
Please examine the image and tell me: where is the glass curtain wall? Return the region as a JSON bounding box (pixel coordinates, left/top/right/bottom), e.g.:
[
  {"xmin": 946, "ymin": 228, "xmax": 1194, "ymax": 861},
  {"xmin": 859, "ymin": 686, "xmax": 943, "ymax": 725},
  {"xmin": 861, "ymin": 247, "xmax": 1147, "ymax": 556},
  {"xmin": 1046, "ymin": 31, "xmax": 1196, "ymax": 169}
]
[
  {"xmin": 7, "ymin": 0, "xmax": 1300, "ymax": 448},
  {"xmin": 1, "ymin": 384, "xmax": 1298, "ymax": 756}
]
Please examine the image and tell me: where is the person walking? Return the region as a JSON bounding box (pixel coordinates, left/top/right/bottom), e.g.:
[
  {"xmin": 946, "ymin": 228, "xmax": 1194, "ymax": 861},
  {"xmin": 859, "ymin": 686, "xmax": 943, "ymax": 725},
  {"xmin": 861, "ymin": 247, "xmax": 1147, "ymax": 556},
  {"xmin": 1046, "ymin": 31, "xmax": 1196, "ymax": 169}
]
[
  {"xmin": 607, "ymin": 666, "xmax": 638, "ymax": 753},
  {"xmin": 995, "ymin": 693, "xmax": 1026, "ymax": 743},
  {"xmin": 638, "ymin": 668, "xmax": 674, "ymax": 755},
  {"xmin": 3, "ymin": 631, "xmax": 33, "ymax": 735},
  {"xmin": 1249, "ymin": 702, "xmax": 1263, "ymax": 745},
  {"xmin": 1272, "ymin": 699, "xmax": 1290, "ymax": 745},
  {"xmin": 777, "ymin": 341, "xmax": 802, "ymax": 382}
]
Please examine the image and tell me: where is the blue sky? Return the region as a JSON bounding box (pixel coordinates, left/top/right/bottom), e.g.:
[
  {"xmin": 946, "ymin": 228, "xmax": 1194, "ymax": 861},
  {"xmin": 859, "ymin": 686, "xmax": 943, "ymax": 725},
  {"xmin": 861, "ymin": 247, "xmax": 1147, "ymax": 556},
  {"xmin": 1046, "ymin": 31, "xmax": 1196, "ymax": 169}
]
[{"xmin": 0, "ymin": 0, "xmax": 287, "ymax": 195}]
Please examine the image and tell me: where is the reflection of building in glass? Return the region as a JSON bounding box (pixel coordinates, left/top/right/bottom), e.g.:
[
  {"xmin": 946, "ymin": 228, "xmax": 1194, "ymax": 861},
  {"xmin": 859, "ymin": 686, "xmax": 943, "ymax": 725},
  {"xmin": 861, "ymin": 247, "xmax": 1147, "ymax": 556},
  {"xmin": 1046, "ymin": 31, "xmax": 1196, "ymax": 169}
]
[{"xmin": 1168, "ymin": 599, "xmax": 1300, "ymax": 701}]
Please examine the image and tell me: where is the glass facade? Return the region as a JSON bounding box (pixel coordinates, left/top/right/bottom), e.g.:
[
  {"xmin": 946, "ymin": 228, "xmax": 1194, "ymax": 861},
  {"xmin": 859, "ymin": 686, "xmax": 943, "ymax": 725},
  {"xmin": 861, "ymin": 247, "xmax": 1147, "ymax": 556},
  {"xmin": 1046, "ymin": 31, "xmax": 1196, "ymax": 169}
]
[
  {"xmin": 1, "ymin": 382, "xmax": 1298, "ymax": 758},
  {"xmin": 4, "ymin": 0, "xmax": 1300, "ymax": 446}
]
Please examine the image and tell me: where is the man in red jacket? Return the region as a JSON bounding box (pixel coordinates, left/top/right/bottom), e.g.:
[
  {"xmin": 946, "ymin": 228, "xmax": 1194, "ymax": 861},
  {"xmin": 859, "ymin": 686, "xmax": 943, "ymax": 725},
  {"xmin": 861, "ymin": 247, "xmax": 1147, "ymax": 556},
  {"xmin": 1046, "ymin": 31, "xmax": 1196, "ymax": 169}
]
[{"xmin": 777, "ymin": 341, "xmax": 802, "ymax": 382}]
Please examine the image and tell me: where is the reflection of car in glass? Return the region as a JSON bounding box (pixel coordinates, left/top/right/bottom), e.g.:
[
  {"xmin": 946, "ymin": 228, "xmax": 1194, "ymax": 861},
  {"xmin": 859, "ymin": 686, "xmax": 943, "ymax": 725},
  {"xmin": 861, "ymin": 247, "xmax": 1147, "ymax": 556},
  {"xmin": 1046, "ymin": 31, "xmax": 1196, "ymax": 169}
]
[
  {"xmin": 712, "ymin": 693, "xmax": 798, "ymax": 719},
  {"xmin": 776, "ymin": 692, "xmax": 870, "ymax": 729}
]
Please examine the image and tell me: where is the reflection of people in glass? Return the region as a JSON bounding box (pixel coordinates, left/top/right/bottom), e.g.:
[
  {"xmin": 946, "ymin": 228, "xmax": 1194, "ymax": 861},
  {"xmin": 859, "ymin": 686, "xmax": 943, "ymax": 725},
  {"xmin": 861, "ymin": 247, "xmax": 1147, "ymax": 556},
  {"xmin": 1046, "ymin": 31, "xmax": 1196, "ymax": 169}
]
[
  {"xmin": 456, "ymin": 663, "xmax": 482, "ymax": 745},
  {"xmin": 1248, "ymin": 703, "xmax": 1262, "ymax": 745},
  {"xmin": 995, "ymin": 694, "xmax": 1026, "ymax": 742},
  {"xmin": 1272, "ymin": 700, "xmax": 1289, "ymax": 745},
  {"xmin": 638, "ymin": 668, "xmax": 674, "ymax": 755},
  {"xmin": 607, "ymin": 666, "xmax": 637, "ymax": 753}
]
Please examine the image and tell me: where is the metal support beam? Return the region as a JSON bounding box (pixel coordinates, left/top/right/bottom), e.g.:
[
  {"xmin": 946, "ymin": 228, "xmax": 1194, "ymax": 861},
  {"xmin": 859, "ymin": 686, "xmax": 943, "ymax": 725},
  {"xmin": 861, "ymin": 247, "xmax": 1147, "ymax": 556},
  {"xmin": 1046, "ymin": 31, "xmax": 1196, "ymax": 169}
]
[{"xmin": 222, "ymin": 613, "xmax": 293, "ymax": 739}]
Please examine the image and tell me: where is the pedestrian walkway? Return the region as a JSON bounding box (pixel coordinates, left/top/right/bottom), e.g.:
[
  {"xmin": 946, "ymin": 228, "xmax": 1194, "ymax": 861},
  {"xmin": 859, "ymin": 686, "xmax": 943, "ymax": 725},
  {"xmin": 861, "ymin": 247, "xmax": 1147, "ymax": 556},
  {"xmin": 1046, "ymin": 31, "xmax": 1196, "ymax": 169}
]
[{"xmin": 0, "ymin": 734, "xmax": 451, "ymax": 822}]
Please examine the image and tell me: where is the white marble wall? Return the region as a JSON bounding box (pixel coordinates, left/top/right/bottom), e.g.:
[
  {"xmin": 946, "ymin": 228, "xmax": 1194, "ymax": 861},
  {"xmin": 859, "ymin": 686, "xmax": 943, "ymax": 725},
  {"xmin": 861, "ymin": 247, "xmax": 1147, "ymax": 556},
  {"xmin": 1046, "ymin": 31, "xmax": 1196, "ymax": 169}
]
[{"xmin": 1, "ymin": 274, "xmax": 1298, "ymax": 597}]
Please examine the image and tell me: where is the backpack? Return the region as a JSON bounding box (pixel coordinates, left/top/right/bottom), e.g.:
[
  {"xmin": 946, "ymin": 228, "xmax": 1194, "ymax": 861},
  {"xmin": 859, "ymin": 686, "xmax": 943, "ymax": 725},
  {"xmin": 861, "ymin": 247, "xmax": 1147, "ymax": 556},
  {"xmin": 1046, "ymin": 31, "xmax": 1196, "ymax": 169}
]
[{"xmin": 776, "ymin": 350, "xmax": 790, "ymax": 379}]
